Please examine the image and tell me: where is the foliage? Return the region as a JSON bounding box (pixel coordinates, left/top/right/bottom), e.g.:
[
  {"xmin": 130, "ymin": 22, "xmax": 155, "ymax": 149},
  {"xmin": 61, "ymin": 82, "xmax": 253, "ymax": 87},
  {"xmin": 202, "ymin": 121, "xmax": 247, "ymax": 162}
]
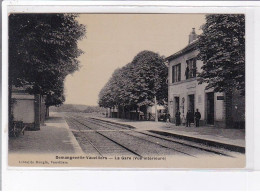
[
  {"xmin": 98, "ymin": 51, "xmax": 168, "ymax": 110},
  {"xmin": 197, "ymin": 14, "xmax": 245, "ymax": 95},
  {"xmin": 44, "ymin": 79, "xmax": 65, "ymax": 107},
  {"xmin": 131, "ymin": 51, "xmax": 168, "ymax": 106},
  {"xmin": 9, "ymin": 14, "xmax": 86, "ymax": 106}
]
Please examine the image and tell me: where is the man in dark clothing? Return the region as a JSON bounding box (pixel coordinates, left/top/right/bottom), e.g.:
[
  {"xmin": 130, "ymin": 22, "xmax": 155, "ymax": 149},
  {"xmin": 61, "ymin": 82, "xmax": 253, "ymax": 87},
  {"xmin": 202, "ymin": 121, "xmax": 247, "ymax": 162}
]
[
  {"xmin": 186, "ymin": 110, "xmax": 192, "ymax": 127},
  {"xmin": 194, "ymin": 109, "xmax": 201, "ymax": 127}
]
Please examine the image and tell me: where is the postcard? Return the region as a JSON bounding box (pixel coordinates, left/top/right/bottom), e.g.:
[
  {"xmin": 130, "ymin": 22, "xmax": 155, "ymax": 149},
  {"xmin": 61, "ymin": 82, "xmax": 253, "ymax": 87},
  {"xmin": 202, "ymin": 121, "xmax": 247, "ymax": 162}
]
[{"xmin": 6, "ymin": 12, "xmax": 246, "ymax": 168}]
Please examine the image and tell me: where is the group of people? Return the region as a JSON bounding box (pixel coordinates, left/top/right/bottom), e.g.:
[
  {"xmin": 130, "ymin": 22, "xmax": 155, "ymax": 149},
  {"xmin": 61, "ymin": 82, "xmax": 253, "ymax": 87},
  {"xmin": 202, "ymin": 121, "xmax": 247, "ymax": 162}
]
[{"xmin": 175, "ymin": 109, "xmax": 201, "ymax": 127}]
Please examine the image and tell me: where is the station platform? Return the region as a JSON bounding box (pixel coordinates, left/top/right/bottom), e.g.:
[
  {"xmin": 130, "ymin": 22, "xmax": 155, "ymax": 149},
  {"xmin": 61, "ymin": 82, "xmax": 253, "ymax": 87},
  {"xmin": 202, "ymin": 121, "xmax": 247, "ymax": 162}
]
[
  {"xmin": 8, "ymin": 112, "xmax": 83, "ymax": 154},
  {"xmin": 92, "ymin": 116, "xmax": 245, "ymax": 151}
]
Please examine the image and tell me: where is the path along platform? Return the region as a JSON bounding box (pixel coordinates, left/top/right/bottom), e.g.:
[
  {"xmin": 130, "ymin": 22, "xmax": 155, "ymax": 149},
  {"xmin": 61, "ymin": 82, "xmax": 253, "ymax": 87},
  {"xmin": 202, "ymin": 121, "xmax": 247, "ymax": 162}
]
[
  {"xmin": 8, "ymin": 112, "xmax": 83, "ymax": 154},
  {"xmin": 92, "ymin": 117, "xmax": 245, "ymax": 150}
]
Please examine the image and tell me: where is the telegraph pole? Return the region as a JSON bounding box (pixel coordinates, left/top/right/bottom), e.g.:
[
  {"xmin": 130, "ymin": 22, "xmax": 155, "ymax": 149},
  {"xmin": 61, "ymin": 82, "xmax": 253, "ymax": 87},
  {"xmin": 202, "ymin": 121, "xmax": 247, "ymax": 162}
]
[{"xmin": 155, "ymin": 96, "xmax": 158, "ymax": 122}]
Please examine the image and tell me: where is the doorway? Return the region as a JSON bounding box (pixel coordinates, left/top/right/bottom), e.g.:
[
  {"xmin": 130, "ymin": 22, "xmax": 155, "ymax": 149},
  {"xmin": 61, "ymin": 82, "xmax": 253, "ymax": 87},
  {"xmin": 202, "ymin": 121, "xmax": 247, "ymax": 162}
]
[
  {"xmin": 206, "ymin": 92, "xmax": 215, "ymax": 125},
  {"xmin": 174, "ymin": 97, "xmax": 180, "ymax": 113},
  {"xmin": 188, "ymin": 94, "xmax": 195, "ymax": 123}
]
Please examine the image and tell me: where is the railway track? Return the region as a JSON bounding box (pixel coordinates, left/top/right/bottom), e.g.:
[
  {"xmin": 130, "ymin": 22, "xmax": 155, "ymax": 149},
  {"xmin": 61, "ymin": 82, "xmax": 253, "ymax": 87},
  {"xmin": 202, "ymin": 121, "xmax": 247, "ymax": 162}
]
[
  {"xmin": 65, "ymin": 116, "xmax": 140, "ymax": 157},
  {"xmin": 65, "ymin": 114, "xmax": 235, "ymax": 157},
  {"xmin": 72, "ymin": 115, "xmax": 131, "ymax": 131}
]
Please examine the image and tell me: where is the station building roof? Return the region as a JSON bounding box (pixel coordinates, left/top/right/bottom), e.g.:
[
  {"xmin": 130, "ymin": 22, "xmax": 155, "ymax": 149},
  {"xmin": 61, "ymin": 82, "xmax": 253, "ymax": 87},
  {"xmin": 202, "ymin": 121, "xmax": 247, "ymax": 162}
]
[{"xmin": 165, "ymin": 39, "xmax": 199, "ymax": 63}]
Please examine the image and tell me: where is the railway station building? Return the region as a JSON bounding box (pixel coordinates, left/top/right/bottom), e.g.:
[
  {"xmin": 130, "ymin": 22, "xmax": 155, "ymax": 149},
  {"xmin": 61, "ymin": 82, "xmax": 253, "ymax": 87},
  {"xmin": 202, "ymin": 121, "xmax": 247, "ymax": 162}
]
[
  {"xmin": 11, "ymin": 86, "xmax": 47, "ymax": 130},
  {"xmin": 166, "ymin": 28, "xmax": 245, "ymax": 128}
]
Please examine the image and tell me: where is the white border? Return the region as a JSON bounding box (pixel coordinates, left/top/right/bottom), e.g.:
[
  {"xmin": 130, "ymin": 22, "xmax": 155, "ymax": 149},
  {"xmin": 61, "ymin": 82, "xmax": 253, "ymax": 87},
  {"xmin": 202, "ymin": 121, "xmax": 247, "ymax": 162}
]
[{"xmin": 2, "ymin": 1, "xmax": 260, "ymax": 190}]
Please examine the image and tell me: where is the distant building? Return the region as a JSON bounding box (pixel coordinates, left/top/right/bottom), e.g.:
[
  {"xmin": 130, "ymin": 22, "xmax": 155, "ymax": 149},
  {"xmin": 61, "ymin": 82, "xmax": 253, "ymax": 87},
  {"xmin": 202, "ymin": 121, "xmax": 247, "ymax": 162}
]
[
  {"xmin": 166, "ymin": 29, "xmax": 245, "ymax": 128},
  {"xmin": 11, "ymin": 86, "xmax": 47, "ymax": 130}
]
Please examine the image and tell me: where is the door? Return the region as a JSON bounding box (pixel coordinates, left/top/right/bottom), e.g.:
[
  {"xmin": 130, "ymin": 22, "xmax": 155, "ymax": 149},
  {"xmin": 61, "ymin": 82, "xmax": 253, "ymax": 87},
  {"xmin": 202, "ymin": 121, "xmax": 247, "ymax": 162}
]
[
  {"xmin": 174, "ymin": 97, "xmax": 180, "ymax": 113},
  {"xmin": 188, "ymin": 94, "xmax": 195, "ymax": 123},
  {"xmin": 173, "ymin": 97, "xmax": 180, "ymax": 122},
  {"xmin": 207, "ymin": 92, "xmax": 214, "ymax": 125}
]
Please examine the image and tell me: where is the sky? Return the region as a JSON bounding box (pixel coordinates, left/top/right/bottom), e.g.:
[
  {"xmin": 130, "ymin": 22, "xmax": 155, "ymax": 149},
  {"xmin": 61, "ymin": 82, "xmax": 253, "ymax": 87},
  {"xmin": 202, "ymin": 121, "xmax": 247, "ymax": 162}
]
[{"xmin": 64, "ymin": 14, "xmax": 206, "ymax": 106}]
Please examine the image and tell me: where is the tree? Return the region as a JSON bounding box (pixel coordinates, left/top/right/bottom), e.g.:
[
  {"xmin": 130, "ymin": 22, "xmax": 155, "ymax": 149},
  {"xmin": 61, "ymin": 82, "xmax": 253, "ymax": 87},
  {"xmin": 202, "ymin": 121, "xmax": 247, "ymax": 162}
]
[
  {"xmin": 9, "ymin": 14, "xmax": 86, "ymax": 107},
  {"xmin": 98, "ymin": 50, "xmax": 168, "ymax": 120},
  {"xmin": 130, "ymin": 51, "xmax": 168, "ymax": 106},
  {"xmin": 98, "ymin": 64, "xmax": 134, "ymax": 109},
  {"xmin": 197, "ymin": 14, "xmax": 245, "ymax": 95},
  {"xmin": 45, "ymin": 78, "xmax": 65, "ymax": 107},
  {"xmin": 130, "ymin": 51, "xmax": 168, "ymax": 120},
  {"xmin": 98, "ymin": 79, "xmax": 116, "ymax": 108}
]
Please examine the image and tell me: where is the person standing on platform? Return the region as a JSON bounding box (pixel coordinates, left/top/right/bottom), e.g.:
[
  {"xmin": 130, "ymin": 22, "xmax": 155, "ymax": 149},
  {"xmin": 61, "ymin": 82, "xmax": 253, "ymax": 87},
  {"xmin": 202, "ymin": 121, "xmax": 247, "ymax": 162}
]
[
  {"xmin": 165, "ymin": 113, "xmax": 171, "ymax": 127},
  {"xmin": 186, "ymin": 110, "xmax": 192, "ymax": 127},
  {"xmin": 194, "ymin": 109, "xmax": 201, "ymax": 127}
]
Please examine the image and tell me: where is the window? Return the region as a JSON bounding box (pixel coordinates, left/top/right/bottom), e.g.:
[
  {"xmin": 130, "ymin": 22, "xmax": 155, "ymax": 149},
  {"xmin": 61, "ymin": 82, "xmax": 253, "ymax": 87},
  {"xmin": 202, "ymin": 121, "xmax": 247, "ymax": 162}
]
[
  {"xmin": 185, "ymin": 58, "xmax": 197, "ymax": 79},
  {"xmin": 172, "ymin": 64, "xmax": 181, "ymax": 83}
]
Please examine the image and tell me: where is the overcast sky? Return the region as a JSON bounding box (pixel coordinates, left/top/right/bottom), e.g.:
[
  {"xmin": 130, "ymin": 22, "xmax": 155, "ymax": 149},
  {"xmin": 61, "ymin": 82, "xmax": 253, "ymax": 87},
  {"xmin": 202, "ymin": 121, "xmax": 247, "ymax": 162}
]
[{"xmin": 64, "ymin": 14, "xmax": 205, "ymax": 106}]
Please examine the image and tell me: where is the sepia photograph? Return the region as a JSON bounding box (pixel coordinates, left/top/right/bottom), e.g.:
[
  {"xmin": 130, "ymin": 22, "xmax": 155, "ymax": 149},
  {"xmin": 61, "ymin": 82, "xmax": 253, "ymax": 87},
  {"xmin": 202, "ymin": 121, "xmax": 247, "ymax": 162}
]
[{"xmin": 7, "ymin": 13, "xmax": 245, "ymax": 168}]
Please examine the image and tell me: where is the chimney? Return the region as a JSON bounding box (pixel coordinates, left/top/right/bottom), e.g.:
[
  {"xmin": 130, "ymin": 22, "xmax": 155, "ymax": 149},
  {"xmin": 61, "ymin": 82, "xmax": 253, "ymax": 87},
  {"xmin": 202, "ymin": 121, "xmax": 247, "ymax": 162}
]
[{"xmin": 189, "ymin": 28, "xmax": 198, "ymax": 44}]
